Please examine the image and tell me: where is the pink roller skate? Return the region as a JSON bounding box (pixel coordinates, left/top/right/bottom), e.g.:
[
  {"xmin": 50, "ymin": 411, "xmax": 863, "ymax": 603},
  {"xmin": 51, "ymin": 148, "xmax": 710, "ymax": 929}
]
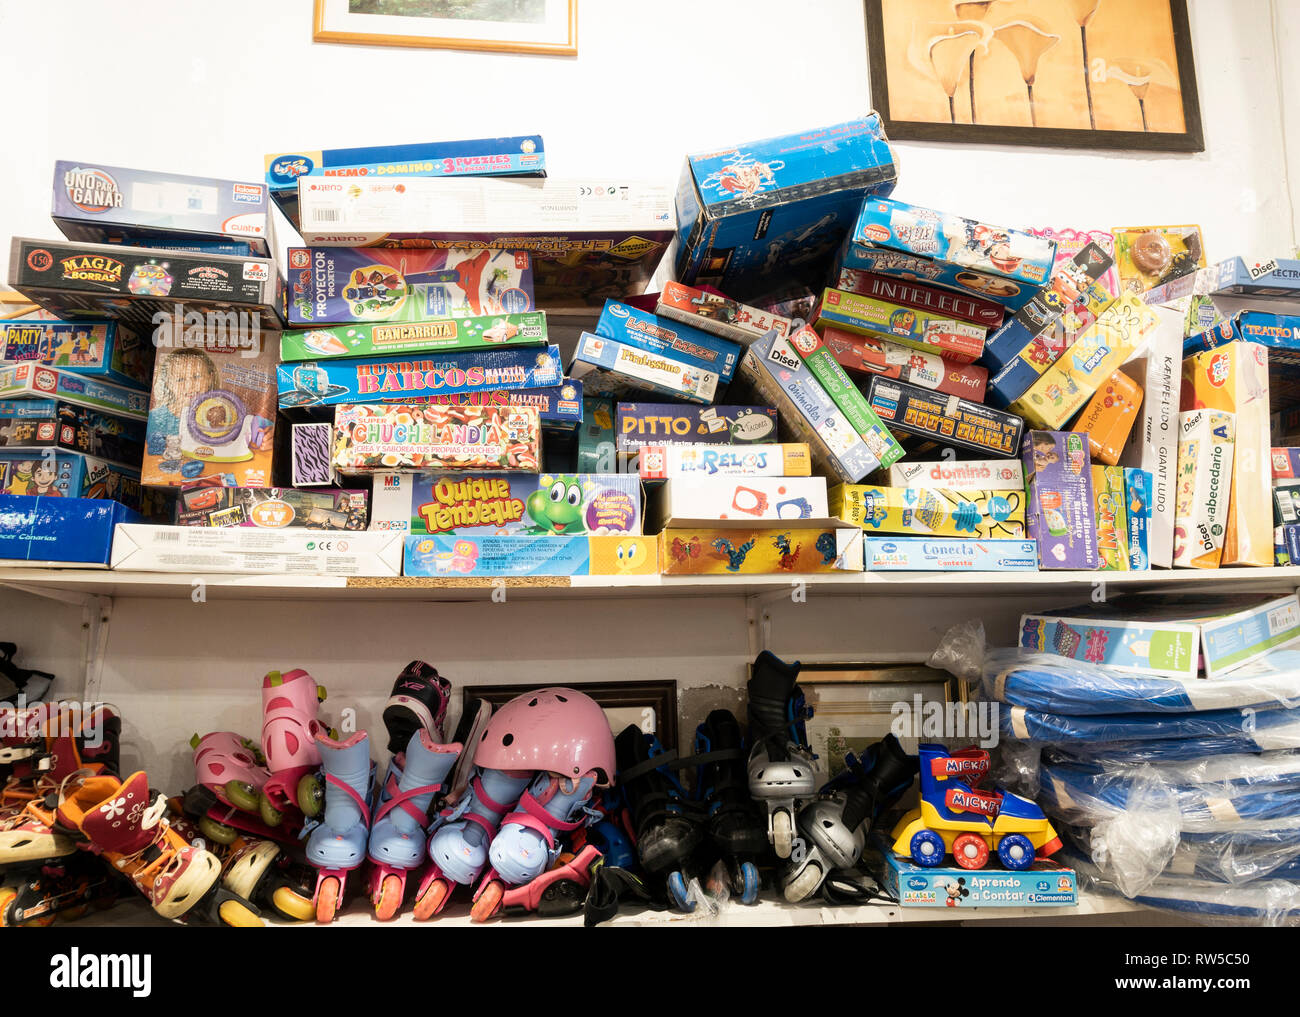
[
  {"xmin": 185, "ymin": 731, "xmax": 292, "ymax": 842},
  {"xmin": 465, "ymin": 687, "xmax": 615, "ymax": 923},
  {"xmin": 260, "ymin": 669, "xmax": 329, "ymax": 824}
]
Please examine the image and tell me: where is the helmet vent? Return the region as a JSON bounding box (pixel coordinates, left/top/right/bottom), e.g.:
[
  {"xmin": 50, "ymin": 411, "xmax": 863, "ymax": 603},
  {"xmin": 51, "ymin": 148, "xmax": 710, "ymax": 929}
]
[
  {"xmin": 556, "ymin": 695, "xmax": 568, "ymax": 703},
  {"xmin": 529, "ymin": 698, "xmax": 538, "ymax": 707},
  {"xmin": 502, "ymin": 733, "xmax": 514, "ymax": 747},
  {"xmin": 823, "ymin": 820, "xmax": 833, "ymax": 828}
]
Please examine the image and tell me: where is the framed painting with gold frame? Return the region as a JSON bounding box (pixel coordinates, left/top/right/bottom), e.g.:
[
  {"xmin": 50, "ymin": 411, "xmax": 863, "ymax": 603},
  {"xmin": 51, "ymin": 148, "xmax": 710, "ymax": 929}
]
[
  {"xmin": 314, "ymin": 0, "xmax": 578, "ymax": 57},
  {"xmin": 796, "ymin": 663, "xmax": 960, "ymax": 780},
  {"xmin": 865, "ymin": 0, "xmax": 1203, "ymax": 151}
]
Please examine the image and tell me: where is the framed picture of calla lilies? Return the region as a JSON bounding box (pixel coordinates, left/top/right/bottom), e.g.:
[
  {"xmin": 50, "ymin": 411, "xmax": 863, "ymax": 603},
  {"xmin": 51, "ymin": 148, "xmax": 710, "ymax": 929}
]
[{"xmin": 864, "ymin": 0, "xmax": 1203, "ymax": 151}]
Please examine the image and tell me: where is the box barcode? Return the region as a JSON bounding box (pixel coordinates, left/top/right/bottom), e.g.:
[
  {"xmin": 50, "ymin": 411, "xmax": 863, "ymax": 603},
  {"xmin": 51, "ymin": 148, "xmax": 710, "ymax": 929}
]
[
  {"xmin": 312, "ymin": 207, "xmax": 340, "ymax": 222},
  {"xmin": 153, "ymin": 530, "xmax": 181, "ymax": 542}
]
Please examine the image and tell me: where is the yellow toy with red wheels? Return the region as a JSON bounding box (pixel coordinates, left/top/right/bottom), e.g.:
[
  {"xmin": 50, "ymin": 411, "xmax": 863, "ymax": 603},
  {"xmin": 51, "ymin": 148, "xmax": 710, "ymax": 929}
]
[{"xmin": 890, "ymin": 743, "xmax": 1062, "ymax": 871}]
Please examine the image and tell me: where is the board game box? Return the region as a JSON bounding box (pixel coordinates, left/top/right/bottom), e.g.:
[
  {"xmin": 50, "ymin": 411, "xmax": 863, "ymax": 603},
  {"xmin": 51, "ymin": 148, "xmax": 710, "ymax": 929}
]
[
  {"xmin": 279, "ymin": 311, "xmax": 548, "ymax": 362},
  {"xmin": 0, "ymin": 318, "xmax": 151, "ymax": 388},
  {"xmin": 0, "ymin": 398, "xmax": 144, "ymax": 467},
  {"xmin": 332, "ymin": 403, "xmax": 541, "ymax": 474}
]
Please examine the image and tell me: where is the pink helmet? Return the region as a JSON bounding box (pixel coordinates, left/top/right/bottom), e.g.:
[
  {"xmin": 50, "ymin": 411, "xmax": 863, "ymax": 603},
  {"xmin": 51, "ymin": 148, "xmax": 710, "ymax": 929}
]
[{"xmin": 473, "ymin": 687, "xmax": 615, "ymax": 785}]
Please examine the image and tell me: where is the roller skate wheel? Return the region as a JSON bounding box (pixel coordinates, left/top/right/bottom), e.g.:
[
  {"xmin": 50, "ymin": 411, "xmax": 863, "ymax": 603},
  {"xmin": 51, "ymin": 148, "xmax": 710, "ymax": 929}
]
[
  {"xmin": 271, "ymin": 885, "xmax": 315, "ymax": 923},
  {"xmin": 412, "ymin": 878, "xmax": 450, "ymax": 921},
  {"xmin": 667, "ymin": 871, "xmax": 695, "ymax": 913},
  {"xmin": 782, "ymin": 862, "xmax": 822, "ymax": 904},
  {"xmin": 224, "ymin": 780, "xmax": 262, "ymax": 813},
  {"xmin": 772, "ymin": 810, "xmax": 793, "ymax": 859},
  {"xmin": 297, "ymin": 773, "xmax": 324, "ymax": 818},
  {"xmin": 316, "ymin": 876, "xmax": 341, "ymax": 924},
  {"xmin": 0, "ymin": 887, "xmax": 16, "ymax": 927},
  {"xmin": 373, "ymin": 874, "xmax": 404, "ymax": 921},
  {"xmin": 198, "ymin": 815, "xmax": 238, "ymax": 846},
  {"xmin": 470, "ymin": 880, "xmax": 503, "ymax": 923},
  {"xmin": 258, "ymin": 794, "xmax": 284, "ymax": 828},
  {"xmin": 218, "ymin": 899, "xmax": 264, "ymax": 927},
  {"xmin": 953, "ymin": 833, "xmax": 989, "ymax": 870},
  {"xmin": 738, "ymin": 862, "xmax": 760, "ymax": 906},
  {"xmin": 909, "ymin": 829, "xmax": 947, "ymax": 868},
  {"xmin": 997, "ymin": 833, "xmax": 1035, "ymax": 871}
]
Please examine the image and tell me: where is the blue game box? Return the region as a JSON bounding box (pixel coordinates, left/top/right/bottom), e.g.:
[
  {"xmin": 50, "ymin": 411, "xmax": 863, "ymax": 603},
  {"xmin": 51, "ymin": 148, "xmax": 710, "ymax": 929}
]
[
  {"xmin": 674, "ymin": 115, "xmax": 897, "ymax": 302},
  {"xmin": 264, "ymin": 135, "xmax": 546, "ymax": 227},
  {"xmin": 0, "ymin": 494, "xmax": 141, "ymax": 566},
  {"xmin": 594, "ymin": 301, "xmax": 741, "ymax": 383},
  {"xmin": 0, "ymin": 318, "xmax": 152, "ymax": 389}
]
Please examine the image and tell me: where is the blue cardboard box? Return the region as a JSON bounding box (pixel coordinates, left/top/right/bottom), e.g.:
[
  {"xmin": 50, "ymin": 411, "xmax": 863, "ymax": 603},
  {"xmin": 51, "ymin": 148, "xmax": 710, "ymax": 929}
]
[
  {"xmin": 674, "ymin": 115, "xmax": 897, "ymax": 301},
  {"xmin": 264, "ymin": 135, "xmax": 545, "ymax": 227},
  {"xmin": 1210, "ymin": 256, "xmax": 1300, "ymax": 298},
  {"xmin": 277, "ymin": 345, "xmax": 563, "ymax": 409},
  {"xmin": 862, "ymin": 537, "xmax": 1038, "ymax": 571},
  {"xmin": 0, "ymin": 494, "xmax": 140, "ymax": 566},
  {"xmin": 52, "ymin": 161, "xmax": 271, "ymax": 258},
  {"xmin": 0, "ymin": 318, "xmax": 152, "ymax": 389},
  {"xmin": 0, "ymin": 398, "xmax": 145, "ymax": 468},
  {"xmin": 1125, "ymin": 467, "xmax": 1152, "ymax": 570},
  {"xmin": 1184, "ymin": 311, "xmax": 1300, "ymax": 363},
  {"xmin": 0, "ymin": 364, "xmax": 148, "ymax": 421},
  {"xmin": 839, "ymin": 197, "xmax": 1056, "ymax": 312},
  {"xmin": 0, "ymin": 449, "xmax": 143, "ymax": 510},
  {"xmin": 403, "ymin": 533, "xmax": 658, "ymax": 577},
  {"xmin": 569, "ymin": 334, "xmax": 718, "ymax": 406},
  {"xmin": 878, "ymin": 849, "xmax": 1078, "ymax": 908},
  {"xmin": 595, "ymin": 301, "xmax": 741, "ymax": 383}
]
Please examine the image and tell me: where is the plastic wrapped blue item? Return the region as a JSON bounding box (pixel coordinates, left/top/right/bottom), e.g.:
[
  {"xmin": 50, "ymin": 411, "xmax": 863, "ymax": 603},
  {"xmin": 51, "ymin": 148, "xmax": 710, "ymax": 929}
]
[
  {"xmin": 984, "ymin": 648, "xmax": 1300, "ymax": 716},
  {"xmin": 998, "ymin": 700, "xmax": 1300, "ymax": 749}
]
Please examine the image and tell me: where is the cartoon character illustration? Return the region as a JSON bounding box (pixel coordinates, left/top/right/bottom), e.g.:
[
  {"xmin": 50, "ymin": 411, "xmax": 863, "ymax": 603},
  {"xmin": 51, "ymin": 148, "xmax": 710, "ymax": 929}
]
[
  {"xmin": 705, "ymin": 156, "xmax": 783, "ymax": 200},
  {"xmin": 611, "ymin": 538, "xmax": 649, "ymax": 574},
  {"xmin": 772, "ymin": 533, "xmax": 801, "ymax": 571},
  {"xmin": 525, "ymin": 476, "xmax": 589, "ymax": 535},
  {"xmin": 710, "ymin": 537, "xmax": 755, "ymax": 572},
  {"xmin": 815, "ymin": 531, "xmax": 838, "ymax": 565},
  {"xmin": 1029, "ymin": 433, "xmax": 1059, "ymax": 473},
  {"xmin": 942, "ymin": 877, "xmax": 969, "ymax": 907},
  {"xmin": 27, "ymin": 461, "xmax": 61, "ymax": 497},
  {"xmin": 670, "ymin": 536, "xmax": 701, "ymax": 563}
]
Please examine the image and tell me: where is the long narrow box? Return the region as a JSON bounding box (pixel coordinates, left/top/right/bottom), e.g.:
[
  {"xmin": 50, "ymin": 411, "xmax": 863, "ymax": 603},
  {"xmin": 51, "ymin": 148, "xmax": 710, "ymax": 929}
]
[
  {"xmin": 1173, "ymin": 409, "xmax": 1235, "ymax": 569},
  {"xmin": 332, "ymin": 403, "xmax": 541, "ymax": 474},
  {"xmin": 834, "ymin": 269, "xmax": 1005, "ymax": 328},
  {"xmin": 1072, "ymin": 370, "xmax": 1142, "ymax": 466},
  {"xmin": 0, "ymin": 495, "xmax": 140, "ymax": 567},
  {"xmin": 615, "ymin": 403, "xmax": 779, "ymax": 472},
  {"xmin": 821, "ymin": 327, "xmax": 987, "ymax": 401},
  {"xmin": 784, "ymin": 326, "xmax": 904, "ymax": 454},
  {"xmin": 887, "ymin": 459, "xmax": 1024, "ymax": 489},
  {"xmin": 1182, "ymin": 311, "xmax": 1300, "ymax": 356},
  {"xmin": 879, "ymin": 849, "xmax": 1077, "ymax": 908},
  {"xmin": 569, "ymin": 333, "xmax": 717, "ymax": 405},
  {"xmin": 52, "ymin": 161, "xmax": 271, "ymax": 257},
  {"xmin": 403, "ymin": 533, "xmax": 657, "ymax": 578},
  {"xmin": 595, "ymin": 301, "xmax": 740, "ymax": 383},
  {"xmin": 279, "ymin": 312, "xmax": 548, "ymax": 362},
  {"xmin": 1125, "ymin": 467, "xmax": 1152, "ymax": 570},
  {"xmin": 979, "ymin": 243, "xmax": 1115, "ymax": 372},
  {"xmin": 1119, "ymin": 303, "xmax": 1182, "ymax": 568},
  {"xmin": 9, "ymin": 238, "xmax": 282, "ymax": 332},
  {"xmin": 1022, "ymin": 431, "xmax": 1099, "ymax": 570},
  {"xmin": 1092, "ymin": 465, "xmax": 1129, "ymax": 571},
  {"xmin": 830, "ymin": 484, "xmax": 1026, "ymax": 538},
  {"xmin": 733, "ymin": 331, "xmax": 900, "ymax": 482},
  {"xmin": 1209, "ymin": 255, "xmax": 1300, "ymax": 298},
  {"xmin": 296, "ymin": 176, "xmax": 674, "ymax": 306},
  {"xmin": 415, "ymin": 382, "xmax": 582, "ymax": 431},
  {"xmin": 1181, "ymin": 343, "xmax": 1271, "ymax": 566},
  {"xmin": 1010, "ymin": 293, "xmax": 1159, "ymax": 430},
  {"xmin": 0, "ymin": 364, "xmax": 148, "ymax": 420},
  {"xmin": 866, "ymin": 377, "xmax": 1022, "ymax": 458},
  {"xmin": 278, "ymin": 345, "xmax": 562, "ymax": 409},
  {"xmin": 0, "ymin": 449, "xmax": 143, "ymax": 510},
  {"xmin": 0, "ymin": 398, "xmax": 145, "ymax": 468},
  {"xmin": 674, "ymin": 115, "xmax": 897, "ymax": 300},
  {"xmin": 638, "ymin": 443, "xmax": 812, "ymax": 480},
  {"xmin": 285, "ymin": 247, "xmax": 534, "ymax": 326},
  {"xmin": 659, "ymin": 523, "xmax": 863, "ymax": 574},
  {"xmin": 0, "ymin": 319, "xmax": 151, "ymax": 388},
  {"xmin": 655, "ymin": 281, "xmax": 792, "ymax": 346},
  {"xmin": 861, "ymin": 536, "xmax": 1037, "ymax": 571},
  {"xmin": 1019, "ymin": 594, "xmax": 1300, "ymax": 679},
  {"xmin": 812, "ymin": 288, "xmax": 985, "ymax": 363},
  {"xmin": 370, "ymin": 472, "xmax": 641, "ymax": 535},
  {"xmin": 649, "ymin": 477, "xmax": 828, "ymax": 526},
  {"xmin": 264, "ymin": 134, "xmax": 546, "ymax": 226},
  {"xmin": 840, "ymin": 197, "xmax": 1056, "ymax": 312},
  {"xmin": 111, "ymin": 524, "xmax": 402, "ymax": 576},
  {"xmin": 175, "ymin": 486, "xmax": 368, "ymax": 529}
]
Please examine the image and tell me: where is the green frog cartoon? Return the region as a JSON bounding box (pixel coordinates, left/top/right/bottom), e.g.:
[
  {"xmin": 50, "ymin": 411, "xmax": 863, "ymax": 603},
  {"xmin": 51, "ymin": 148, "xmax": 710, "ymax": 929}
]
[{"xmin": 526, "ymin": 476, "xmax": 589, "ymax": 535}]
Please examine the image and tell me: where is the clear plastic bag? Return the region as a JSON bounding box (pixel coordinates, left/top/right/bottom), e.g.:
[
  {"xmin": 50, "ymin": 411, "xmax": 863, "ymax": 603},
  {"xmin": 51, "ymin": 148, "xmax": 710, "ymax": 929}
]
[{"xmin": 928, "ymin": 619, "xmax": 986, "ymax": 683}]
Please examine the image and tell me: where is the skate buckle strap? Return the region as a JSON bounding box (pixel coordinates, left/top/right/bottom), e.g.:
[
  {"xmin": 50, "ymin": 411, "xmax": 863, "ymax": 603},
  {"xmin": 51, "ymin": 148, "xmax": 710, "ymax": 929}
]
[
  {"xmin": 501, "ymin": 790, "xmax": 586, "ymax": 850},
  {"xmin": 374, "ymin": 782, "xmax": 442, "ymax": 827},
  {"xmin": 326, "ymin": 772, "xmax": 372, "ymax": 826},
  {"xmin": 617, "ymin": 748, "xmax": 679, "ymax": 784},
  {"xmin": 470, "ymin": 774, "xmax": 512, "ymax": 815},
  {"xmin": 931, "ymin": 748, "xmax": 990, "ymax": 782},
  {"xmin": 945, "ymin": 786, "xmax": 1001, "ymax": 817}
]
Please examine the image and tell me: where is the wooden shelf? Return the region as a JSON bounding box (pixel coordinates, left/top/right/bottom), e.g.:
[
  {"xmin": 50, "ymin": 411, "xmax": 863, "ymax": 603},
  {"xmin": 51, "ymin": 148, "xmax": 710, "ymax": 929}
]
[{"xmin": 1, "ymin": 564, "xmax": 1298, "ymax": 603}]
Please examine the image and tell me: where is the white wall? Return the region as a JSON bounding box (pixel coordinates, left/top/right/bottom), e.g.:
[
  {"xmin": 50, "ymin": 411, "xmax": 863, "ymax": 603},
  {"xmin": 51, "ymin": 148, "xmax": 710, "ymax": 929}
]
[{"xmin": 0, "ymin": 0, "xmax": 1296, "ymax": 262}]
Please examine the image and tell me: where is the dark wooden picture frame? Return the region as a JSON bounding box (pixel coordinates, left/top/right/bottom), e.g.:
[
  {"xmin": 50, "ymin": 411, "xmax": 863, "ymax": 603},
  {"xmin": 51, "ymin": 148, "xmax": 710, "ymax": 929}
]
[
  {"xmin": 462, "ymin": 680, "xmax": 678, "ymax": 749},
  {"xmin": 864, "ymin": 0, "xmax": 1204, "ymax": 152}
]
